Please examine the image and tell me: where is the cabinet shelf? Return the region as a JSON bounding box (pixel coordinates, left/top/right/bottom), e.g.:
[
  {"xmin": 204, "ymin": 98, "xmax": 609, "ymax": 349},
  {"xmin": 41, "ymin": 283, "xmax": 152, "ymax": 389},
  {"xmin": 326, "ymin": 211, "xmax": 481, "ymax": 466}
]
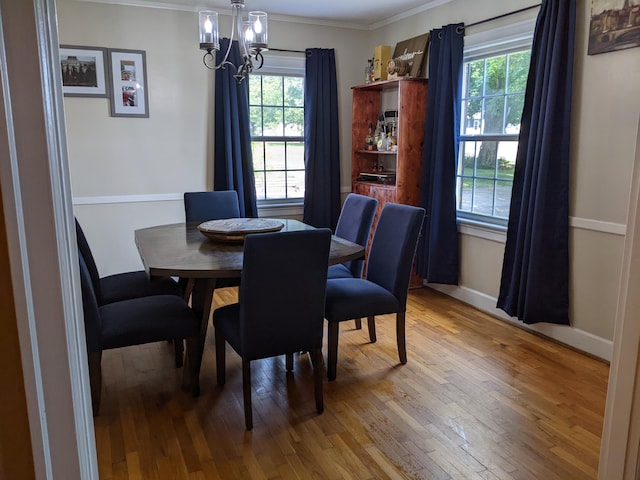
[
  {"xmin": 355, "ymin": 149, "xmax": 397, "ymax": 155},
  {"xmin": 352, "ymin": 77, "xmax": 428, "ymax": 91}
]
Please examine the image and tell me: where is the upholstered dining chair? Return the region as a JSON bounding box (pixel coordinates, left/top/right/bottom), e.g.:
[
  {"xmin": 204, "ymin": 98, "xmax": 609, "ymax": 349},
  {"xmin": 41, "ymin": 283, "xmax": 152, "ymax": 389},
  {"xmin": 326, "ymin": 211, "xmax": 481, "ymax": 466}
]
[
  {"xmin": 180, "ymin": 190, "xmax": 244, "ymax": 367},
  {"xmin": 78, "ymin": 251, "xmax": 201, "ymax": 415},
  {"xmin": 323, "ymin": 202, "xmax": 425, "ymax": 381},
  {"xmin": 212, "ymin": 228, "xmax": 332, "ymax": 430},
  {"xmin": 328, "ymin": 193, "xmax": 378, "ymax": 330},
  {"xmin": 75, "ymin": 218, "xmax": 187, "ymax": 367},
  {"xmin": 181, "ymin": 190, "xmax": 243, "ymax": 299},
  {"xmin": 328, "ymin": 193, "xmax": 378, "ymax": 280}
]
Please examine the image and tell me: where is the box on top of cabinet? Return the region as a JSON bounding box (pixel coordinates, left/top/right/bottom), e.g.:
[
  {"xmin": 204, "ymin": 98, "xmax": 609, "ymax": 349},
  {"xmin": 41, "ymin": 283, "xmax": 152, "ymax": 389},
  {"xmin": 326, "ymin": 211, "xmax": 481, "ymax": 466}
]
[{"xmin": 373, "ymin": 45, "xmax": 391, "ymax": 81}]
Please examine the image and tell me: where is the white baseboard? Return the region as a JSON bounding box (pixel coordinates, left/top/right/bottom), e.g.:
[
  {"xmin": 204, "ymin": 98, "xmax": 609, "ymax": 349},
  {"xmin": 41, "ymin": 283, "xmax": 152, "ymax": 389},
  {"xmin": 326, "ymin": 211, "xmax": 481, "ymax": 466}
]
[{"xmin": 427, "ymin": 283, "xmax": 613, "ymax": 362}]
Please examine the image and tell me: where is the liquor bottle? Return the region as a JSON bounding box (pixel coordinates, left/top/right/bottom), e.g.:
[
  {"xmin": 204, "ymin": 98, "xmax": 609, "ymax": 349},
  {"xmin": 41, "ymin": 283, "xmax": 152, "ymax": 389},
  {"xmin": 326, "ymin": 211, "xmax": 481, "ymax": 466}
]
[{"xmin": 376, "ymin": 115, "xmax": 387, "ymax": 151}]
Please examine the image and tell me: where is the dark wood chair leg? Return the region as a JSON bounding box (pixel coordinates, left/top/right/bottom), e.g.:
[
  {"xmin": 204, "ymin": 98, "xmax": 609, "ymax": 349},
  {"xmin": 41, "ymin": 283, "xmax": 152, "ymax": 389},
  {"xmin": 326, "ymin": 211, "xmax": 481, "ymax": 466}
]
[
  {"xmin": 185, "ymin": 336, "xmax": 200, "ymax": 396},
  {"xmin": 88, "ymin": 350, "xmax": 102, "ymax": 416},
  {"xmin": 327, "ymin": 322, "xmax": 339, "ymax": 381},
  {"xmin": 367, "ymin": 316, "xmax": 377, "ymax": 343},
  {"xmin": 285, "ymin": 352, "xmax": 294, "ymax": 372},
  {"xmin": 242, "ymin": 359, "xmax": 253, "ymax": 430},
  {"xmin": 354, "ymin": 318, "xmax": 362, "ymax": 329},
  {"xmin": 215, "ymin": 330, "xmax": 226, "ymax": 386},
  {"xmin": 179, "ymin": 277, "xmax": 194, "ymax": 302},
  {"xmin": 174, "ymin": 339, "xmax": 184, "ymax": 368},
  {"xmin": 397, "ymin": 311, "xmax": 407, "ymax": 364},
  {"xmin": 311, "ymin": 348, "xmax": 324, "ymax": 414}
]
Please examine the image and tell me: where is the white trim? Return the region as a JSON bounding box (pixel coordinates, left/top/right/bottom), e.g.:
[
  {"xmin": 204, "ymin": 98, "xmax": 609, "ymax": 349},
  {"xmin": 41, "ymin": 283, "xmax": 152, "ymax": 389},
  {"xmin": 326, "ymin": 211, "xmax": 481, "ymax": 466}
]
[
  {"xmin": 72, "ymin": 194, "xmax": 630, "ymax": 238},
  {"xmin": 458, "ymin": 215, "xmax": 627, "ymax": 242},
  {"xmin": 459, "ymin": 220, "xmax": 507, "ymax": 243},
  {"xmin": 258, "ymin": 204, "xmax": 303, "ymax": 218},
  {"xmin": 1, "ymin": 0, "xmax": 98, "ymax": 477},
  {"xmin": 569, "ymin": 216, "xmax": 626, "ymax": 236},
  {"xmin": 0, "ymin": 16, "xmax": 52, "ymax": 478},
  {"xmin": 258, "ymin": 53, "xmax": 305, "ymax": 76},
  {"xmin": 72, "ymin": 193, "xmax": 304, "ymax": 217},
  {"xmin": 73, "ymin": 193, "xmax": 183, "ymax": 205},
  {"xmin": 75, "ymin": 0, "xmax": 454, "ymax": 30},
  {"xmin": 428, "ymin": 283, "xmax": 613, "ymax": 362},
  {"xmin": 464, "ymin": 18, "xmax": 536, "ymax": 60},
  {"xmin": 599, "ymin": 115, "xmax": 640, "ymax": 479},
  {"xmin": 36, "ymin": 0, "xmax": 98, "ymax": 476},
  {"xmin": 368, "ymin": 0, "xmax": 455, "ymax": 30}
]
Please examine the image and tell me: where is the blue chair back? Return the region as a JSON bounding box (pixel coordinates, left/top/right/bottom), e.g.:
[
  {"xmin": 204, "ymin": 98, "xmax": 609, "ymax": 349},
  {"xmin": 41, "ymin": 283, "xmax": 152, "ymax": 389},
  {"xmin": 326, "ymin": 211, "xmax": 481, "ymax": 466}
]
[
  {"xmin": 75, "ymin": 218, "xmax": 104, "ymax": 304},
  {"xmin": 78, "ymin": 250, "xmax": 102, "ymax": 352},
  {"xmin": 366, "ymin": 203, "xmax": 425, "ymax": 308},
  {"xmin": 184, "ymin": 190, "xmax": 241, "ymax": 222},
  {"xmin": 334, "ymin": 193, "xmax": 378, "ymax": 277},
  {"xmin": 239, "ymin": 229, "xmax": 332, "ymax": 360}
]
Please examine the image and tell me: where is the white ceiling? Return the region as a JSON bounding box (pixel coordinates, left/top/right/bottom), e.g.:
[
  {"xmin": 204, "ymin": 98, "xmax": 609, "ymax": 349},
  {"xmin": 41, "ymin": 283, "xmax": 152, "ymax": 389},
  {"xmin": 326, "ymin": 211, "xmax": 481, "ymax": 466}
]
[{"xmin": 82, "ymin": 0, "xmax": 453, "ymax": 29}]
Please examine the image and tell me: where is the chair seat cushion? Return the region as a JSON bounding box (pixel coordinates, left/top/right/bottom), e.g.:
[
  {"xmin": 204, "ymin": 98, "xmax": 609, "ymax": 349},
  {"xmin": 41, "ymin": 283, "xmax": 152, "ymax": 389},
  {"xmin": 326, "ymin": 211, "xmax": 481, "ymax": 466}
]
[
  {"xmin": 212, "ymin": 303, "xmax": 242, "ymax": 352},
  {"xmin": 98, "ymin": 295, "xmax": 199, "ymax": 350},
  {"xmin": 100, "ymin": 271, "xmax": 181, "ymax": 304},
  {"xmin": 327, "ymin": 263, "xmax": 355, "ymax": 280},
  {"xmin": 325, "ymin": 278, "xmax": 399, "ymax": 323}
]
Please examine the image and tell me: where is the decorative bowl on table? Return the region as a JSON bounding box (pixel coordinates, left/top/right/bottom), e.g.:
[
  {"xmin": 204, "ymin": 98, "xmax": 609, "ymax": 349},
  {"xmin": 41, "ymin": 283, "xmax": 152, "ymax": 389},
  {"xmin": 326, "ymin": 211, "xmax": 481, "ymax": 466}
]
[{"xmin": 197, "ymin": 218, "xmax": 285, "ymax": 243}]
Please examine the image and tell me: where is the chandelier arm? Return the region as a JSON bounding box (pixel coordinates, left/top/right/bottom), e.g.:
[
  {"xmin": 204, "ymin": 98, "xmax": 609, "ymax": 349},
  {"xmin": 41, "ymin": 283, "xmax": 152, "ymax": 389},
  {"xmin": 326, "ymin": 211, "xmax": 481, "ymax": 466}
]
[
  {"xmin": 254, "ymin": 51, "xmax": 264, "ymax": 69},
  {"xmin": 203, "ymin": 52, "xmax": 214, "ymax": 69},
  {"xmin": 212, "ymin": 3, "xmax": 238, "ymax": 70}
]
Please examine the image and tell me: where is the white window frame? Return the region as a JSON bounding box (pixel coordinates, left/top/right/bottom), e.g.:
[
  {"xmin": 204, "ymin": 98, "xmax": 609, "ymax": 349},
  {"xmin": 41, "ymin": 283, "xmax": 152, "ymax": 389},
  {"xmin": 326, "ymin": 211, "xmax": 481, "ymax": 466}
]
[
  {"xmin": 249, "ymin": 54, "xmax": 306, "ymax": 214},
  {"xmin": 457, "ymin": 18, "xmax": 535, "ymax": 234}
]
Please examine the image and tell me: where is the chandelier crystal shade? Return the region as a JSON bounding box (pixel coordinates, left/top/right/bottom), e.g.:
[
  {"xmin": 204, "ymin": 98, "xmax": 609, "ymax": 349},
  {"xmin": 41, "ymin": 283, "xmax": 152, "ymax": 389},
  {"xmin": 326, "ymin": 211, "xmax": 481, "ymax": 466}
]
[{"xmin": 199, "ymin": 1, "xmax": 268, "ymax": 82}]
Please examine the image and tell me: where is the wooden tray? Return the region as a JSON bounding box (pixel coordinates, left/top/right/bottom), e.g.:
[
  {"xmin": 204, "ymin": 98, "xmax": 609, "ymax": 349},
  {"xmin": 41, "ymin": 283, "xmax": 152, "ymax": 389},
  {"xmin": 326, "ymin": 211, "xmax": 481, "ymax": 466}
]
[{"xmin": 197, "ymin": 218, "xmax": 284, "ymax": 243}]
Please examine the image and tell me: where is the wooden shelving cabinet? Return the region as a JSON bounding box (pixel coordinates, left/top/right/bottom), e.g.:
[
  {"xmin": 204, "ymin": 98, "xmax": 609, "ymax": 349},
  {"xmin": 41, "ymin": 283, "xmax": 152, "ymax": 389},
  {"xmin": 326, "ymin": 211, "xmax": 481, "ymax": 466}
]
[
  {"xmin": 351, "ymin": 78, "xmax": 428, "ymax": 285},
  {"xmin": 351, "ymin": 77, "xmax": 428, "ymax": 209}
]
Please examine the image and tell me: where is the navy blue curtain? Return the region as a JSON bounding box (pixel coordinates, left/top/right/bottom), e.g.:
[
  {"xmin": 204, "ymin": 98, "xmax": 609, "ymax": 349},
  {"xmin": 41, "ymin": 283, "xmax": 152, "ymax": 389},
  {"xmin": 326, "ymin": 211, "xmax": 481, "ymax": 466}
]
[
  {"xmin": 303, "ymin": 48, "xmax": 341, "ymax": 229},
  {"xmin": 214, "ymin": 38, "xmax": 258, "ymax": 218},
  {"xmin": 497, "ymin": 0, "xmax": 575, "ymax": 325},
  {"xmin": 416, "ymin": 24, "xmax": 464, "ymax": 285}
]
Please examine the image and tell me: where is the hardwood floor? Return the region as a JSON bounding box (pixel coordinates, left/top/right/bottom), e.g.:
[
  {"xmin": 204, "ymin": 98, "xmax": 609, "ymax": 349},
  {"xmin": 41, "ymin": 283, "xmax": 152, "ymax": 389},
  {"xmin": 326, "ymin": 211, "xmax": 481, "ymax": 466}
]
[{"xmin": 94, "ymin": 287, "xmax": 609, "ymax": 479}]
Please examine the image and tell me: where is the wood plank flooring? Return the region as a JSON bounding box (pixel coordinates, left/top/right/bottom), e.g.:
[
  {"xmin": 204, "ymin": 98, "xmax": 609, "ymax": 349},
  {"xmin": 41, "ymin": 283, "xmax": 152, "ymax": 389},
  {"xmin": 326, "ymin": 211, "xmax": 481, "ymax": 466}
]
[{"xmin": 94, "ymin": 287, "xmax": 609, "ymax": 479}]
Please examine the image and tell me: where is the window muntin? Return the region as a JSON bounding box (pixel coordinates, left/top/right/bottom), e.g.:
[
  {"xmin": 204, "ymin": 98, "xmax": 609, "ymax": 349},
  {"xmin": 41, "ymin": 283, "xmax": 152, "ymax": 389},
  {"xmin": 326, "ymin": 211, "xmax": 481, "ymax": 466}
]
[
  {"xmin": 249, "ymin": 73, "xmax": 304, "ymax": 201},
  {"xmin": 457, "ymin": 49, "xmax": 530, "ymax": 223}
]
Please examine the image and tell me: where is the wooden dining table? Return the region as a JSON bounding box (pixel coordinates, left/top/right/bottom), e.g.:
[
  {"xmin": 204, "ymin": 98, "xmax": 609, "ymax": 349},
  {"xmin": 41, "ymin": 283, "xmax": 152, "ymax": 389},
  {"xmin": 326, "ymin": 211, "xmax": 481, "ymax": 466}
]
[{"xmin": 134, "ymin": 219, "xmax": 365, "ymax": 393}]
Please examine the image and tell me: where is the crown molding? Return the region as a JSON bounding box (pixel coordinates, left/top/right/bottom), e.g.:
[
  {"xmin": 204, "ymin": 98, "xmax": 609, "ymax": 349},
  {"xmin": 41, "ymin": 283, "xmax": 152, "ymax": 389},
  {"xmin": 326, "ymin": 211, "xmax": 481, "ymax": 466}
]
[{"xmin": 76, "ymin": 0, "xmax": 453, "ymax": 30}]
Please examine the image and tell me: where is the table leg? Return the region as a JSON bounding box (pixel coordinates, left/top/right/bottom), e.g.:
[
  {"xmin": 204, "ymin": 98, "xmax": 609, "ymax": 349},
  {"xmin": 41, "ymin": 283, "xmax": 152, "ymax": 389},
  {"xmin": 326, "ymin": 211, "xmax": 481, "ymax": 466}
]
[{"xmin": 182, "ymin": 277, "xmax": 217, "ymax": 393}]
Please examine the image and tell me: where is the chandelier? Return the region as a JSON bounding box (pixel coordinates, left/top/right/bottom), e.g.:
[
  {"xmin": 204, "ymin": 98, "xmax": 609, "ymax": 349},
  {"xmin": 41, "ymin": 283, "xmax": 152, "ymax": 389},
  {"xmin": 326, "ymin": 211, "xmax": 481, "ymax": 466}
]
[{"xmin": 199, "ymin": 0, "xmax": 268, "ymax": 82}]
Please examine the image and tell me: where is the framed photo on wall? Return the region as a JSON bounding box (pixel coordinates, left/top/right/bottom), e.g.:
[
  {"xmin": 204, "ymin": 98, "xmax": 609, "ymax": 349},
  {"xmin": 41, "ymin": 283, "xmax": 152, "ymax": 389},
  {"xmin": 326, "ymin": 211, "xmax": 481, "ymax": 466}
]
[
  {"xmin": 59, "ymin": 45, "xmax": 109, "ymax": 97},
  {"xmin": 588, "ymin": 0, "xmax": 640, "ymax": 55},
  {"xmin": 108, "ymin": 49, "xmax": 149, "ymax": 117}
]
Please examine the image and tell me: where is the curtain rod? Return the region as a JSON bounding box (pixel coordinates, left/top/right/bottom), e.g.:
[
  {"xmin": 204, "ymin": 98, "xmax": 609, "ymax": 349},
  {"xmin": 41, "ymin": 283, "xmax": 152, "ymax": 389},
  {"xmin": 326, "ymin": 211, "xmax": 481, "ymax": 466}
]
[
  {"xmin": 464, "ymin": 3, "xmax": 541, "ymax": 31},
  {"xmin": 268, "ymin": 48, "xmax": 306, "ymax": 54}
]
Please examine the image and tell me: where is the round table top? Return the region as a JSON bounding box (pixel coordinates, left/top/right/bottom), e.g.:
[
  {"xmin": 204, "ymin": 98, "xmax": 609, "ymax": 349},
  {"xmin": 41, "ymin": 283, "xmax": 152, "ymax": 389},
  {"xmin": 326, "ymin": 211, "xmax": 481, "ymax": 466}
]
[{"xmin": 135, "ymin": 219, "xmax": 365, "ymax": 279}]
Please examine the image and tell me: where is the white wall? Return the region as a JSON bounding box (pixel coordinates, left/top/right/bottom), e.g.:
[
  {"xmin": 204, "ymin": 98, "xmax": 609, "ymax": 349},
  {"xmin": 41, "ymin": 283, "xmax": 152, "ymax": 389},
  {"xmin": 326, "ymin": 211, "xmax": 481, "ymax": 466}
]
[
  {"xmin": 367, "ymin": 0, "xmax": 640, "ymax": 359},
  {"xmin": 58, "ymin": 0, "xmax": 640, "ymax": 359}
]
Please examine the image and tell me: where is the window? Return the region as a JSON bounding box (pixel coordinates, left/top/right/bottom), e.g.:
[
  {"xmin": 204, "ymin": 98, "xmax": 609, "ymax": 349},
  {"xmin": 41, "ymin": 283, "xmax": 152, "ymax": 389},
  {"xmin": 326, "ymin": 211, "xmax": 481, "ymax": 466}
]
[
  {"xmin": 249, "ymin": 58, "xmax": 305, "ymax": 203},
  {"xmin": 456, "ymin": 21, "xmax": 534, "ymax": 225}
]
